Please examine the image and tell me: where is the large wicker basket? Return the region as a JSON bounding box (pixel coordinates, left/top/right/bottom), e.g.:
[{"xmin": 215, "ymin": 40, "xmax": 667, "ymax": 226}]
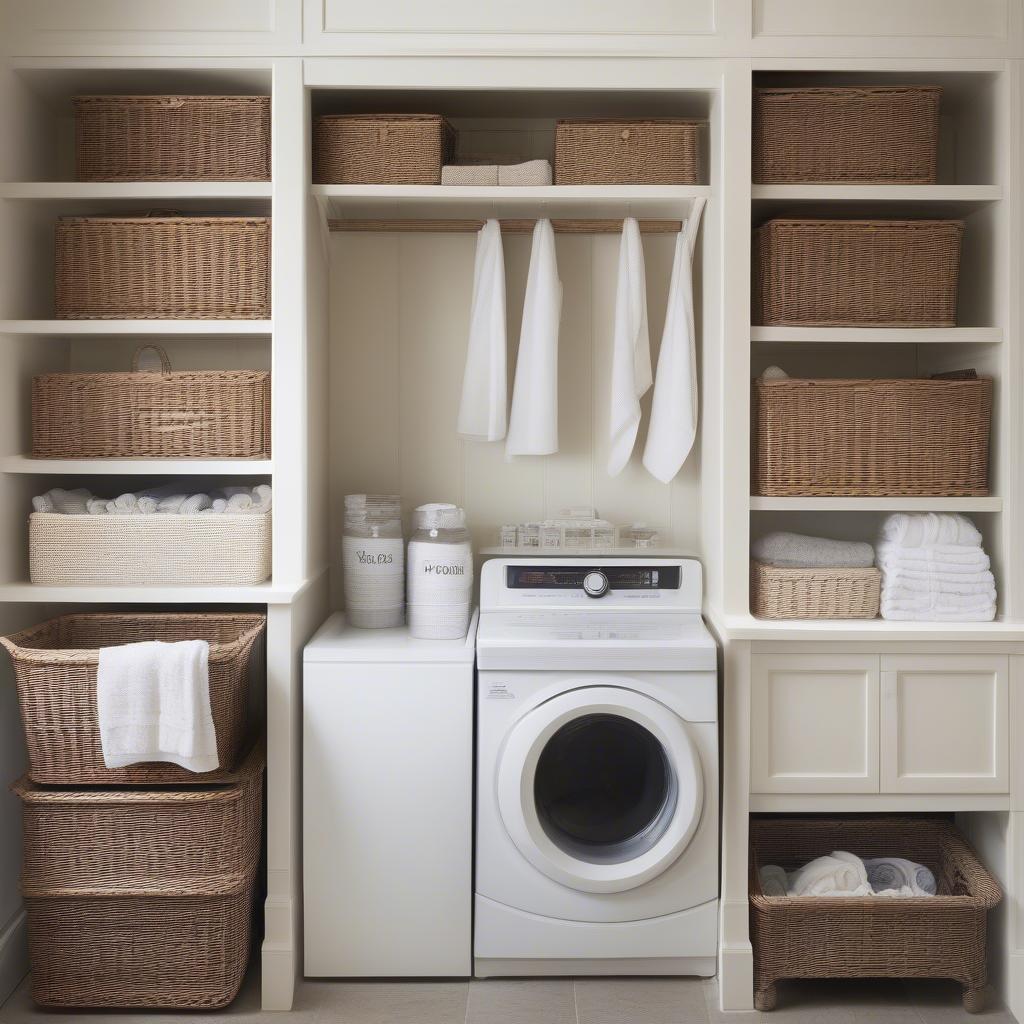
[
  {"xmin": 32, "ymin": 345, "xmax": 270, "ymax": 459},
  {"xmin": 750, "ymin": 817, "xmax": 1002, "ymax": 1013},
  {"xmin": 313, "ymin": 114, "xmax": 456, "ymax": 184},
  {"xmin": 555, "ymin": 119, "xmax": 703, "ymax": 185},
  {"xmin": 753, "ymin": 377, "xmax": 992, "ymax": 497},
  {"xmin": 75, "ymin": 95, "xmax": 271, "ymax": 182},
  {"xmin": 751, "ymin": 562, "xmax": 881, "ymax": 620},
  {"xmin": 55, "ymin": 215, "xmax": 271, "ymax": 320},
  {"xmin": 0, "ymin": 612, "xmax": 265, "ymax": 786},
  {"xmin": 16, "ymin": 746, "xmax": 263, "ymax": 1009},
  {"xmin": 753, "ymin": 218, "xmax": 963, "ymax": 326},
  {"xmin": 753, "ymin": 86, "xmax": 941, "ymax": 183}
]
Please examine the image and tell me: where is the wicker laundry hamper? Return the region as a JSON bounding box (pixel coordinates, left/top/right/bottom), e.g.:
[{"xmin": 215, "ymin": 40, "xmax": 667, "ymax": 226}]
[
  {"xmin": 750, "ymin": 562, "xmax": 881, "ymax": 620},
  {"xmin": 75, "ymin": 95, "xmax": 271, "ymax": 181},
  {"xmin": 0, "ymin": 612, "xmax": 265, "ymax": 786},
  {"xmin": 555, "ymin": 119, "xmax": 703, "ymax": 184},
  {"xmin": 750, "ymin": 817, "xmax": 1002, "ymax": 1013}
]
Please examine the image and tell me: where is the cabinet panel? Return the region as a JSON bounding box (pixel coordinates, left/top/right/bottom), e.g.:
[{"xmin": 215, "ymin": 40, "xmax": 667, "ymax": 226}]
[
  {"xmin": 751, "ymin": 655, "xmax": 880, "ymax": 794},
  {"xmin": 2, "ymin": 0, "xmax": 275, "ymax": 33},
  {"xmin": 881, "ymin": 655, "xmax": 1009, "ymax": 794}
]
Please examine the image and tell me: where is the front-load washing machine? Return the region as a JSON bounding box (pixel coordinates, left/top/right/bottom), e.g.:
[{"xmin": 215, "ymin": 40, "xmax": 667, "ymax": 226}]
[{"xmin": 474, "ymin": 557, "xmax": 719, "ymax": 978}]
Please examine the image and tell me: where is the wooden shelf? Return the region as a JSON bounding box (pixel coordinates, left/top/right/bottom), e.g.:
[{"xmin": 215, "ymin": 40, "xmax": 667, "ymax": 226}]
[
  {"xmin": 479, "ymin": 546, "xmax": 697, "ymax": 557},
  {"xmin": 750, "ymin": 496, "xmax": 1002, "ymax": 512},
  {"xmin": 0, "ymin": 319, "xmax": 273, "ymax": 337},
  {"xmin": 751, "ymin": 326, "xmax": 1002, "ymax": 344},
  {"xmin": 0, "ymin": 181, "xmax": 273, "ymax": 200},
  {"xmin": 1, "ymin": 456, "xmax": 272, "ymax": 475},
  {"xmin": 751, "ymin": 184, "xmax": 1001, "ymax": 203},
  {"xmin": 0, "ymin": 580, "xmax": 298, "ymax": 604}
]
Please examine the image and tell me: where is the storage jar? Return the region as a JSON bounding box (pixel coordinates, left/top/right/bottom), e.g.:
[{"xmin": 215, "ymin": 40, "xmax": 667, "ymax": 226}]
[{"xmin": 407, "ymin": 503, "xmax": 473, "ymax": 640}]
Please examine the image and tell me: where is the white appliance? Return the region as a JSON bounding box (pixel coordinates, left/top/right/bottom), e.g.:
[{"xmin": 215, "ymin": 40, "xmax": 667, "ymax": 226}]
[
  {"xmin": 474, "ymin": 558, "xmax": 719, "ymax": 977},
  {"xmin": 303, "ymin": 612, "xmax": 477, "ymax": 977}
]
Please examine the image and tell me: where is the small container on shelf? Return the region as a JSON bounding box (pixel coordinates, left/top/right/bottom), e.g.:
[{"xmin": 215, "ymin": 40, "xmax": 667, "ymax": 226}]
[
  {"xmin": 341, "ymin": 494, "xmax": 405, "ymax": 629},
  {"xmin": 499, "ymin": 524, "xmax": 519, "ymax": 549},
  {"xmin": 751, "ymin": 562, "xmax": 881, "ymax": 619},
  {"xmin": 621, "ymin": 523, "xmax": 660, "ymax": 549},
  {"xmin": 407, "ymin": 503, "xmax": 473, "ymax": 640}
]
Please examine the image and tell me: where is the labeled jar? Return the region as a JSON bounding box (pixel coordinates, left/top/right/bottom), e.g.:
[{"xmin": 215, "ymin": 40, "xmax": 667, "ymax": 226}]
[
  {"xmin": 407, "ymin": 503, "xmax": 473, "ymax": 640},
  {"xmin": 342, "ymin": 494, "xmax": 405, "ymax": 628}
]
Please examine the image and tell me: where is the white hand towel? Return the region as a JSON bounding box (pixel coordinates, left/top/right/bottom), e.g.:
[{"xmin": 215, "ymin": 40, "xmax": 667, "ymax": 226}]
[
  {"xmin": 97, "ymin": 639, "xmax": 218, "ymax": 772},
  {"xmin": 607, "ymin": 218, "xmax": 652, "ymax": 477},
  {"xmin": 643, "ymin": 199, "xmax": 705, "ymax": 483},
  {"xmin": 506, "ymin": 218, "xmax": 561, "ymax": 458},
  {"xmin": 880, "ymin": 512, "xmax": 983, "ymax": 549},
  {"xmin": 788, "ymin": 850, "xmax": 872, "ymax": 897},
  {"xmin": 457, "ymin": 219, "xmax": 507, "ymax": 442}
]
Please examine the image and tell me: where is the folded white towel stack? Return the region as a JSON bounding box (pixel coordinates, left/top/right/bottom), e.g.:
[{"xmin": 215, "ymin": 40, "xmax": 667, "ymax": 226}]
[
  {"xmin": 878, "ymin": 513, "xmax": 996, "ymax": 621},
  {"xmin": 32, "ymin": 483, "xmax": 272, "ymax": 516}
]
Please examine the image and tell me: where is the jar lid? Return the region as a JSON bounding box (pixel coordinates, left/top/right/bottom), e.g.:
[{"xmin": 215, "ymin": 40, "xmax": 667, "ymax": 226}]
[{"xmin": 413, "ymin": 502, "xmax": 466, "ymax": 531}]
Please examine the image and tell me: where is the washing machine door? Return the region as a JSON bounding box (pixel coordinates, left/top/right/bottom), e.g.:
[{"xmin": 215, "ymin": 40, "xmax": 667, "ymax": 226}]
[{"xmin": 496, "ymin": 684, "xmax": 703, "ymax": 894}]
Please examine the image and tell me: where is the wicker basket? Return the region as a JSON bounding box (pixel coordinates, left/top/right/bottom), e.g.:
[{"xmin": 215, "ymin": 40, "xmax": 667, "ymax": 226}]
[
  {"xmin": 55, "ymin": 215, "xmax": 271, "ymax": 320},
  {"xmin": 313, "ymin": 114, "xmax": 456, "ymax": 184},
  {"xmin": 750, "ymin": 817, "xmax": 1002, "ymax": 1013},
  {"xmin": 16, "ymin": 746, "xmax": 263, "ymax": 1009},
  {"xmin": 29, "ymin": 510, "xmax": 271, "ymax": 586},
  {"xmin": 753, "ymin": 219, "xmax": 963, "ymax": 327},
  {"xmin": 0, "ymin": 612, "xmax": 265, "ymax": 786},
  {"xmin": 753, "ymin": 86, "xmax": 941, "ymax": 183},
  {"xmin": 753, "ymin": 377, "xmax": 992, "ymax": 497},
  {"xmin": 32, "ymin": 345, "xmax": 270, "ymax": 460},
  {"xmin": 555, "ymin": 119, "xmax": 703, "ymax": 185},
  {"xmin": 751, "ymin": 562, "xmax": 881, "ymax": 619},
  {"xmin": 75, "ymin": 95, "xmax": 271, "ymax": 182}
]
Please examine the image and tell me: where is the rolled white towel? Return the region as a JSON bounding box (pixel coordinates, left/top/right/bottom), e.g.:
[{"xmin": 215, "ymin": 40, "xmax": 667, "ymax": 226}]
[
  {"xmin": 32, "ymin": 487, "xmax": 93, "ymax": 515},
  {"xmin": 136, "ymin": 496, "xmax": 158, "ymax": 514},
  {"xmin": 880, "ymin": 513, "xmax": 982, "ymax": 549},
  {"xmin": 753, "ymin": 531, "xmax": 875, "ymax": 569},
  {"xmin": 86, "ymin": 498, "xmax": 109, "ymax": 515},
  {"xmin": 179, "ymin": 493, "xmax": 212, "ymax": 515},
  {"xmin": 157, "ymin": 494, "xmax": 187, "ymax": 514},
  {"xmin": 759, "ymin": 865, "xmax": 788, "ymax": 897},
  {"xmin": 226, "ymin": 493, "xmax": 253, "ymax": 512},
  {"xmin": 788, "ymin": 850, "xmax": 872, "ymax": 897},
  {"xmin": 252, "ymin": 484, "xmax": 273, "ymax": 511},
  {"xmin": 211, "ymin": 498, "xmax": 228, "ymax": 513},
  {"xmin": 864, "ymin": 857, "xmax": 936, "ymax": 897}
]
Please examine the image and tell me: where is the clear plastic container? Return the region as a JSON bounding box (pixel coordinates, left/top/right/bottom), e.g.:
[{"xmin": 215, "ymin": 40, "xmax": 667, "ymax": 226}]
[
  {"xmin": 342, "ymin": 494, "xmax": 405, "ymax": 628},
  {"xmin": 407, "ymin": 503, "xmax": 474, "ymax": 640}
]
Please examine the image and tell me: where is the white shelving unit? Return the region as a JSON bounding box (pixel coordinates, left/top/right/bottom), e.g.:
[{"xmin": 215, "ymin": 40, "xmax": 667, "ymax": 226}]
[
  {"xmin": 749, "ymin": 496, "xmax": 1004, "ymax": 512},
  {"xmin": 0, "ymin": 319, "xmax": 273, "ymax": 336},
  {"xmin": 751, "ymin": 326, "xmax": 1003, "ymax": 344},
  {"xmin": 0, "ymin": 456, "xmax": 273, "ymax": 475}
]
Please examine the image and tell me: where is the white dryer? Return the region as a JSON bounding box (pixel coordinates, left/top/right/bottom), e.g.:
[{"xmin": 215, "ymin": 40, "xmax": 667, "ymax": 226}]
[{"xmin": 475, "ymin": 558, "xmax": 719, "ymax": 978}]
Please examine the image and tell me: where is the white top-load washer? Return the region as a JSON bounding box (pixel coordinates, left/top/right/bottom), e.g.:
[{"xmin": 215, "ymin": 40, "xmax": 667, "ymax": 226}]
[{"xmin": 475, "ymin": 558, "xmax": 719, "ymax": 978}]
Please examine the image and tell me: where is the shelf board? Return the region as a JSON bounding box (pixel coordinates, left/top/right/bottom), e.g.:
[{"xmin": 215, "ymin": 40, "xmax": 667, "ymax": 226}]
[
  {"xmin": 0, "ymin": 580, "xmax": 298, "ymax": 604},
  {"xmin": 1, "ymin": 456, "xmax": 272, "ymax": 475},
  {"xmin": 479, "ymin": 547, "xmax": 696, "ymax": 557},
  {"xmin": 750, "ymin": 496, "xmax": 1002, "ymax": 512},
  {"xmin": 0, "ymin": 181, "xmax": 273, "ymax": 201},
  {"xmin": 0, "ymin": 319, "xmax": 272, "ymax": 337},
  {"xmin": 751, "ymin": 184, "xmax": 1001, "ymax": 203},
  {"xmin": 751, "ymin": 326, "xmax": 1002, "ymax": 344}
]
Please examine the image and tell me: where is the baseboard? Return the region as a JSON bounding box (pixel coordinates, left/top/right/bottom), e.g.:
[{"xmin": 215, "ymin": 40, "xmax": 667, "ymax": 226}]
[
  {"xmin": 717, "ymin": 942, "xmax": 754, "ymax": 1012},
  {"xmin": 1006, "ymin": 950, "xmax": 1023, "ymax": 1024},
  {"xmin": 0, "ymin": 908, "xmax": 28, "ymax": 1006}
]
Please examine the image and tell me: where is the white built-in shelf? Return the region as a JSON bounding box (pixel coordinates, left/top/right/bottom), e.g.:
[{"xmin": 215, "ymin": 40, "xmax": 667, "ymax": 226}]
[
  {"xmin": 0, "ymin": 580, "xmax": 297, "ymax": 604},
  {"xmin": 750, "ymin": 184, "xmax": 1002, "ymax": 203},
  {"xmin": 0, "ymin": 181, "xmax": 273, "ymax": 201},
  {"xmin": 479, "ymin": 547, "xmax": 697, "ymax": 557},
  {"xmin": 0, "ymin": 319, "xmax": 273, "ymax": 337},
  {"xmin": 751, "ymin": 326, "xmax": 1002, "ymax": 344},
  {"xmin": 1, "ymin": 456, "xmax": 272, "ymax": 475},
  {"xmin": 750, "ymin": 496, "xmax": 1002, "ymax": 512}
]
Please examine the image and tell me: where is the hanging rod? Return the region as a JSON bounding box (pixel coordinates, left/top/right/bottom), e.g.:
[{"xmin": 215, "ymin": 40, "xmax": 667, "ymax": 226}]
[{"xmin": 328, "ymin": 218, "xmax": 683, "ymax": 234}]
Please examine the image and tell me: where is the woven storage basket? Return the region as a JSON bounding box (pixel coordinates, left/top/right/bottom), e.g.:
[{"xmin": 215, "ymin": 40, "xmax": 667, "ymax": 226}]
[
  {"xmin": 555, "ymin": 119, "xmax": 703, "ymax": 185},
  {"xmin": 750, "ymin": 817, "xmax": 1002, "ymax": 1013},
  {"xmin": 32, "ymin": 345, "xmax": 270, "ymax": 459},
  {"xmin": 75, "ymin": 95, "xmax": 271, "ymax": 182},
  {"xmin": 753, "ymin": 377, "xmax": 992, "ymax": 497},
  {"xmin": 0, "ymin": 612, "xmax": 264, "ymax": 786},
  {"xmin": 753, "ymin": 86, "xmax": 941, "ymax": 183},
  {"xmin": 29, "ymin": 510, "xmax": 272, "ymax": 586},
  {"xmin": 751, "ymin": 562, "xmax": 880, "ymax": 619},
  {"xmin": 55, "ymin": 215, "xmax": 271, "ymax": 320},
  {"xmin": 16, "ymin": 746, "xmax": 263, "ymax": 1009},
  {"xmin": 753, "ymin": 218, "xmax": 963, "ymax": 327},
  {"xmin": 313, "ymin": 114, "xmax": 456, "ymax": 184}
]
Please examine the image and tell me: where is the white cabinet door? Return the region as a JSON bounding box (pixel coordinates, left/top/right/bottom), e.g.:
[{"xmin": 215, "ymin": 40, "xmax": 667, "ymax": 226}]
[
  {"xmin": 751, "ymin": 655, "xmax": 880, "ymax": 794},
  {"xmin": 881, "ymin": 655, "xmax": 1009, "ymax": 794}
]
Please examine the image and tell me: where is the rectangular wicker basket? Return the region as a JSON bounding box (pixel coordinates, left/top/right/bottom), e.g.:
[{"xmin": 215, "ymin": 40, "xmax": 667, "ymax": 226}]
[
  {"xmin": 55, "ymin": 215, "xmax": 271, "ymax": 320},
  {"xmin": 75, "ymin": 95, "xmax": 271, "ymax": 182},
  {"xmin": 753, "ymin": 377, "xmax": 992, "ymax": 497},
  {"xmin": 753, "ymin": 86, "xmax": 941, "ymax": 183},
  {"xmin": 29, "ymin": 511, "xmax": 271, "ymax": 587},
  {"xmin": 749, "ymin": 817, "xmax": 1002, "ymax": 1013},
  {"xmin": 751, "ymin": 562, "xmax": 881, "ymax": 620},
  {"xmin": 32, "ymin": 345, "xmax": 270, "ymax": 460},
  {"xmin": 313, "ymin": 113, "xmax": 456, "ymax": 184},
  {"xmin": 555, "ymin": 119, "xmax": 703, "ymax": 185},
  {"xmin": 753, "ymin": 218, "xmax": 963, "ymax": 326},
  {"xmin": 0, "ymin": 613, "xmax": 265, "ymax": 786},
  {"xmin": 16, "ymin": 746, "xmax": 263, "ymax": 1009}
]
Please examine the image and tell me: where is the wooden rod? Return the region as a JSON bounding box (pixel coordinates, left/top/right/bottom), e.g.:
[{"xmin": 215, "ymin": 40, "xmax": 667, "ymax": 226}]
[{"xmin": 328, "ymin": 218, "xmax": 683, "ymax": 234}]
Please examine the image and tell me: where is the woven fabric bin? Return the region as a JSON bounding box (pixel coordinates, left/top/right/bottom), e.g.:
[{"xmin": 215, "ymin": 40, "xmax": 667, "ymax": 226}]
[
  {"xmin": 753, "ymin": 377, "xmax": 992, "ymax": 497},
  {"xmin": 32, "ymin": 345, "xmax": 270, "ymax": 459},
  {"xmin": 555, "ymin": 119, "xmax": 703, "ymax": 185},
  {"xmin": 753, "ymin": 218, "xmax": 963, "ymax": 326},
  {"xmin": 753, "ymin": 86, "xmax": 941, "ymax": 183},
  {"xmin": 0, "ymin": 612, "xmax": 265, "ymax": 786},
  {"xmin": 750, "ymin": 817, "xmax": 1002, "ymax": 1013},
  {"xmin": 313, "ymin": 114, "xmax": 456, "ymax": 184},
  {"xmin": 29, "ymin": 510, "xmax": 272, "ymax": 586},
  {"xmin": 751, "ymin": 562, "xmax": 880, "ymax": 619},
  {"xmin": 75, "ymin": 95, "xmax": 271, "ymax": 182},
  {"xmin": 17, "ymin": 747, "xmax": 263, "ymax": 1009},
  {"xmin": 55, "ymin": 216, "xmax": 271, "ymax": 320}
]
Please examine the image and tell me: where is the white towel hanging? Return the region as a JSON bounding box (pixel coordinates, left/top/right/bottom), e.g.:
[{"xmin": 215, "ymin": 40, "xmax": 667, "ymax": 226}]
[
  {"xmin": 457, "ymin": 219, "xmax": 507, "ymax": 442},
  {"xmin": 506, "ymin": 218, "xmax": 562, "ymax": 458},
  {"xmin": 643, "ymin": 199, "xmax": 705, "ymax": 484},
  {"xmin": 607, "ymin": 217, "xmax": 652, "ymax": 477}
]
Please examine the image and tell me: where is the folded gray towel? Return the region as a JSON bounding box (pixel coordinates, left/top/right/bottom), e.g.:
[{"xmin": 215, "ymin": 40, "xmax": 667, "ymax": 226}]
[{"xmin": 753, "ymin": 531, "xmax": 875, "ymax": 569}]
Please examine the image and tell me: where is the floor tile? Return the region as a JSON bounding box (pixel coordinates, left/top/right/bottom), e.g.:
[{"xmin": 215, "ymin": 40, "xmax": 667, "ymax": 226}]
[
  {"xmin": 466, "ymin": 979, "xmax": 576, "ymax": 1024},
  {"xmin": 575, "ymin": 977, "xmax": 709, "ymax": 1024},
  {"xmin": 904, "ymin": 980, "xmax": 1015, "ymax": 1023},
  {"xmin": 311, "ymin": 981, "xmax": 469, "ymax": 1024}
]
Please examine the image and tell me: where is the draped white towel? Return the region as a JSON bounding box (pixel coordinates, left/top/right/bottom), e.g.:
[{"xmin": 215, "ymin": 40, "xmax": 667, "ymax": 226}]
[
  {"xmin": 607, "ymin": 218, "xmax": 652, "ymax": 477},
  {"xmin": 506, "ymin": 218, "xmax": 562, "ymax": 458},
  {"xmin": 457, "ymin": 218, "xmax": 508, "ymax": 442},
  {"xmin": 643, "ymin": 198, "xmax": 706, "ymax": 483}
]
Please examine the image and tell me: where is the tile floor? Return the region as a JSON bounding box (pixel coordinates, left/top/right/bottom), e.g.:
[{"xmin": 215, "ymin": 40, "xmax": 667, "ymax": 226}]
[{"xmin": 0, "ymin": 971, "xmax": 1016, "ymax": 1024}]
